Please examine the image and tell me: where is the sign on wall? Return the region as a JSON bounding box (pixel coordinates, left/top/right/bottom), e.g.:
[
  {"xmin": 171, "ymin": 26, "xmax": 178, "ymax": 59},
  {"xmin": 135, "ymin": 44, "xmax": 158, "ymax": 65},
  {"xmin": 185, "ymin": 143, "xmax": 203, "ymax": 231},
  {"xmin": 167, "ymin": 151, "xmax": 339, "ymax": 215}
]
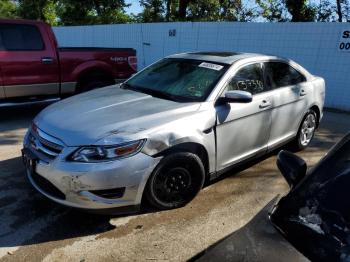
[{"xmin": 339, "ymin": 30, "xmax": 350, "ymax": 51}]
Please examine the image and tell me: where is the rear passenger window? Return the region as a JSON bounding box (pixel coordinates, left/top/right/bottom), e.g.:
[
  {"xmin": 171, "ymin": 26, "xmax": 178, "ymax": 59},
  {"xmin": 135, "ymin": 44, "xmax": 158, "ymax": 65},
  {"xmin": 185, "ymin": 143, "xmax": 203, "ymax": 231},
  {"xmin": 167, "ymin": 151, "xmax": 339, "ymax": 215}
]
[
  {"xmin": 0, "ymin": 24, "xmax": 44, "ymax": 51},
  {"xmin": 265, "ymin": 62, "xmax": 306, "ymax": 89},
  {"xmin": 227, "ymin": 63, "xmax": 266, "ymax": 95}
]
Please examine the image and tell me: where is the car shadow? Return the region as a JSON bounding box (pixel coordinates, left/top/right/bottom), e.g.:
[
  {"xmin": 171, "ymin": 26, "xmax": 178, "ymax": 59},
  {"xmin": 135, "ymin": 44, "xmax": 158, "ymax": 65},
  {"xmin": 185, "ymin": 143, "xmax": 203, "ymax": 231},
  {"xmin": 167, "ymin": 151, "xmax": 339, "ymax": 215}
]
[
  {"xmin": 0, "ymin": 105, "xmax": 47, "ymax": 146},
  {"xmin": 189, "ymin": 197, "xmax": 307, "ymax": 262}
]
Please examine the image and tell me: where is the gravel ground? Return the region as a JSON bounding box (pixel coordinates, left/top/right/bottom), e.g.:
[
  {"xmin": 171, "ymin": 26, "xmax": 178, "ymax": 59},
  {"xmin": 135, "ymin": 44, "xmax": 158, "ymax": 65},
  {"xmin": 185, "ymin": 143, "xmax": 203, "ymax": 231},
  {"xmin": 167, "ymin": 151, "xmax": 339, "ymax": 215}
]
[{"xmin": 0, "ymin": 105, "xmax": 349, "ymax": 262}]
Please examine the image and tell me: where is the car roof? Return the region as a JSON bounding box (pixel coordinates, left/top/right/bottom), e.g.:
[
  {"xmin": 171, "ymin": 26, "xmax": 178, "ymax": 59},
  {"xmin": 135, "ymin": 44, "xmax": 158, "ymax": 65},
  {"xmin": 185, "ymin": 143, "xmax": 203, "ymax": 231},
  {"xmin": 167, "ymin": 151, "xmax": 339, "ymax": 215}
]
[{"xmin": 167, "ymin": 51, "xmax": 278, "ymax": 65}]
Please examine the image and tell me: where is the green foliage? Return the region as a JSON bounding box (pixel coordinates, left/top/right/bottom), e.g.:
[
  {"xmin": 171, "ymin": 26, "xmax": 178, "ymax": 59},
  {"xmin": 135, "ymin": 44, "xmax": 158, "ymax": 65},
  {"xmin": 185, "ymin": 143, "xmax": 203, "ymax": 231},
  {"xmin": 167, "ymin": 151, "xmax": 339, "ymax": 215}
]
[
  {"xmin": 0, "ymin": 0, "xmax": 18, "ymax": 18},
  {"xmin": 57, "ymin": 0, "xmax": 132, "ymax": 25},
  {"xmin": 137, "ymin": 0, "xmax": 256, "ymax": 22},
  {"xmin": 256, "ymin": 0, "xmax": 288, "ymax": 22},
  {"xmin": 139, "ymin": 0, "xmax": 165, "ymax": 22},
  {"xmin": 187, "ymin": 0, "xmax": 221, "ymax": 21},
  {"xmin": 17, "ymin": 0, "xmax": 56, "ymax": 23}
]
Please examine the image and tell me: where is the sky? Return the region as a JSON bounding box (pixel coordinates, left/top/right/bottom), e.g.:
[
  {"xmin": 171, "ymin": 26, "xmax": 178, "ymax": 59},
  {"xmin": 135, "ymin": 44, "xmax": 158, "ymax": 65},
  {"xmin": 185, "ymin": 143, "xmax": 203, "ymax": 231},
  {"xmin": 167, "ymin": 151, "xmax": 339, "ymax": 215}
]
[{"xmin": 125, "ymin": 0, "xmax": 143, "ymax": 15}]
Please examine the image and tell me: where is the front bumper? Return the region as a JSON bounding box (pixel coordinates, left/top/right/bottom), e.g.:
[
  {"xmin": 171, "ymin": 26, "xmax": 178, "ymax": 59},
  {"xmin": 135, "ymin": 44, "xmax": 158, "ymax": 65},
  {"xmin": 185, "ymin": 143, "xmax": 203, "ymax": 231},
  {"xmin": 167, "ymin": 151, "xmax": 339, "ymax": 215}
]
[{"xmin": 22, "ymin": 130, "xmax": 160, "ymax": 211}]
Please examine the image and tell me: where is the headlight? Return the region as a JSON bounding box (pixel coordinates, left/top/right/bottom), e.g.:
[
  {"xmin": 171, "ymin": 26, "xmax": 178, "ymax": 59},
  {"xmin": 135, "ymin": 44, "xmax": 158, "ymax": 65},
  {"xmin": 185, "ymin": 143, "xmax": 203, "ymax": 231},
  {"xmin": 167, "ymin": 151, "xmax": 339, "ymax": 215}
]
[{"xmin": 69, "ymin": 139, "xmax": 146, "ymax": 162}]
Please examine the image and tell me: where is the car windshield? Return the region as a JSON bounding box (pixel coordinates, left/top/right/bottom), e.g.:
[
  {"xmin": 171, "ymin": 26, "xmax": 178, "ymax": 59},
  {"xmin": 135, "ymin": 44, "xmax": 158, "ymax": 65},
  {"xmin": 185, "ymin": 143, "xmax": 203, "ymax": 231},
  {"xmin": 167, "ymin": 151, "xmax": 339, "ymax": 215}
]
[{"xmin": 123, "ymin": 58, "xmax": 229, "ymax": 102}]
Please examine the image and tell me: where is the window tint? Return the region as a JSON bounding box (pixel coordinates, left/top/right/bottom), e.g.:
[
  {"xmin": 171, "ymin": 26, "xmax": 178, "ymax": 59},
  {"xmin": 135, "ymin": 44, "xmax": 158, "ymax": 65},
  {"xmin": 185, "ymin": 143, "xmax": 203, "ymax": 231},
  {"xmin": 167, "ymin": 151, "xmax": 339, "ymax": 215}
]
[
  {"xmin": 0, "ymin": 24, "xmax": 44, "ymax": 51},
  {"xmin": 265, "ymin": 62, "xmax": 306, "ymax": 89},
  {"xmin": 227, "ymin": 63, "xmax": 266, "ymax": 95}
]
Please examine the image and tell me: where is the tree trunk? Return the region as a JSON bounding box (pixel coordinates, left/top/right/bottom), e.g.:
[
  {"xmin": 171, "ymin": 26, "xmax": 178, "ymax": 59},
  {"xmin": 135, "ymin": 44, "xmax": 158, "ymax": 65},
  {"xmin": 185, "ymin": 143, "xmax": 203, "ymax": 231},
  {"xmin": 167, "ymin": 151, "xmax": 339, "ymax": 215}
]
[
  {"xmin": 178, "ymin": 0, "xmax": 190, "ymax": 20},
  {"xmin": 166, "ymin": 0, "xmax": 171, "ymax": 21},
  {"xmin": 336, "ymin": 0, "xmax": 343, "ymax": 22}
]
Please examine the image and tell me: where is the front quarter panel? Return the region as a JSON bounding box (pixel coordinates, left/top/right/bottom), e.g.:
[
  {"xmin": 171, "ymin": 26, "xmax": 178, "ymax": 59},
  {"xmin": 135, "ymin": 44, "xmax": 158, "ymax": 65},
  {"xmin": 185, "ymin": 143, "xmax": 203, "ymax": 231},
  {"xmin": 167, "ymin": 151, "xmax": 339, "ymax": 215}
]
[{"xmin": 142, "ymin": 103, "xmax": 217, "ymax": 173}]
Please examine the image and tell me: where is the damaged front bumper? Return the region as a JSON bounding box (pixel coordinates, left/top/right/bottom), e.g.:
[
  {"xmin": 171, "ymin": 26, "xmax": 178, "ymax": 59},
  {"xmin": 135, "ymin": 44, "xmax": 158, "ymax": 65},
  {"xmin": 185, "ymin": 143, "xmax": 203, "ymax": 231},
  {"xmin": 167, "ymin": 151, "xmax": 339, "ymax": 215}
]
[{"xmin": 22, "ymin": 130, "xmax": 160, "ymax": 212}]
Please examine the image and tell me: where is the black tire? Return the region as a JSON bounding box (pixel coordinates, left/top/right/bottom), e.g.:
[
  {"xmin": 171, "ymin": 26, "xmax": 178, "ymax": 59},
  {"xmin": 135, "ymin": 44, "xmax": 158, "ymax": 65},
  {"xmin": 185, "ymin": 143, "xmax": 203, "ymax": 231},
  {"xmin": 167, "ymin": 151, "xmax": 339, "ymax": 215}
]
[
  {"xmin": 77, "ymin": 78, "xmax": 114, "ymax": 94},
  {"xmin": 144, "ymin": 152, "xmax": 205, "ymax": 210},
  {"xmin": 291, "ymin": 109, "xmax": 317, "ymax": 151}
]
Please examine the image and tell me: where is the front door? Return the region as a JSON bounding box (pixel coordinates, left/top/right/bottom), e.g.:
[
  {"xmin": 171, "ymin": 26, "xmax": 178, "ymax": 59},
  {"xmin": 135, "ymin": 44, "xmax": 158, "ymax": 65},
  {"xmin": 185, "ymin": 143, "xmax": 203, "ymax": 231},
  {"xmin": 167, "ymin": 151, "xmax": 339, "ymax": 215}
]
[
  {"xmin": 0, "ymin": 23, "xmax": 59, "ymax": 98},
  {"xmin": 215, "ymin": 63, "xmax": 272, "ymax": 171}
]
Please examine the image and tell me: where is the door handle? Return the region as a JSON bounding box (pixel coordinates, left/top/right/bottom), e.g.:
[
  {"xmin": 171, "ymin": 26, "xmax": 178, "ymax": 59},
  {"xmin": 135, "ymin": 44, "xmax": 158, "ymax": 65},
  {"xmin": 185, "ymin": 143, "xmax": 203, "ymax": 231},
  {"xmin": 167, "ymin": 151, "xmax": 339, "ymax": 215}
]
[
  {"xmin": 41, "ymin": 57, "xmax": 54, "ymax": 64},
  {"xmin": 300, "ymin": 89, "xmax": 307, "ymax": 96},
  {"xmin": 259, "ymin": 100, "xmax": 271, "ymax": 109}
]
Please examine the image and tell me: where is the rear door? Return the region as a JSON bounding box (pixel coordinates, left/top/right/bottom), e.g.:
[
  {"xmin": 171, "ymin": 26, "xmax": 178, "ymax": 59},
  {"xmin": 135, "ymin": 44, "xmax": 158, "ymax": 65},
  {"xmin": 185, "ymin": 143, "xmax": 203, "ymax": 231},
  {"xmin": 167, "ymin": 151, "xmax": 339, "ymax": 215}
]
[
  {"xmin": 215, "ymin": 63, "xmax": 272, "ymax": 170},
  {"xmin": 264, "ymin": 61, "xmax": 309, "ymax": 148},
  {"xmin": 0, "ymin": 23, "xmax": 59, "ymax": 98}
]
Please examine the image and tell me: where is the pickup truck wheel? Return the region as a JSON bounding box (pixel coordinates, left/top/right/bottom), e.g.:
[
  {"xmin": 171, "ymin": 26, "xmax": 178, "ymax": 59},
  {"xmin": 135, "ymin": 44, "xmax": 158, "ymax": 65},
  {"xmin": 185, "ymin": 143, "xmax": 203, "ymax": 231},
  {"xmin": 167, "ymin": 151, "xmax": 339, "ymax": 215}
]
[
  {"xmin": 292, "ymin": 109, "xmax": 317, "ymax": 151},
  {"xmin": 145, "ymin": 152, "xmax": 205, "ymax": 210},
  {"xmin": 77, "ymin": 78, "xmax": 114, "ymax": 94}
]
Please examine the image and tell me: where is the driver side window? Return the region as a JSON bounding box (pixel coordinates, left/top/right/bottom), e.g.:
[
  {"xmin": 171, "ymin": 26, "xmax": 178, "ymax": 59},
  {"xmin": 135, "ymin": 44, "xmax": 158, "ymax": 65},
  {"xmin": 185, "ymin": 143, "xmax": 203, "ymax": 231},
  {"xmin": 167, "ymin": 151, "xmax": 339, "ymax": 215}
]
[{"xmin": 226, "ymin": 63, "xmax": 266, "ymax": 95}]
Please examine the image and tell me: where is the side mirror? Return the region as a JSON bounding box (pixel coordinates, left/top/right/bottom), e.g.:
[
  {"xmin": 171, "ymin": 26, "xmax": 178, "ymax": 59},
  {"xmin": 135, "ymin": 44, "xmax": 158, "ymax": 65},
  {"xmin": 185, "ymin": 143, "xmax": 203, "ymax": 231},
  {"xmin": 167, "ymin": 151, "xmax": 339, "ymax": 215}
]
[
  {"xmin": 220, "ymin": 90, "xmax": 253, "ymax": 104},
  {"xmin": 277, "ymin": 150, "xmax": 307, "ymax": 188}
]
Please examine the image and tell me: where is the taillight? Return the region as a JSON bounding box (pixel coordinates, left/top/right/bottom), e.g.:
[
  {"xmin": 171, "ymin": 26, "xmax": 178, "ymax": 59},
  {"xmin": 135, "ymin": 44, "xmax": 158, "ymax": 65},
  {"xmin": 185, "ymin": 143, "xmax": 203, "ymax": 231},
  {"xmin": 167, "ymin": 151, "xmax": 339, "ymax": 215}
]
[{"xmin": 128, "ymin": 56, "xmax": 137, "ymax": 71}]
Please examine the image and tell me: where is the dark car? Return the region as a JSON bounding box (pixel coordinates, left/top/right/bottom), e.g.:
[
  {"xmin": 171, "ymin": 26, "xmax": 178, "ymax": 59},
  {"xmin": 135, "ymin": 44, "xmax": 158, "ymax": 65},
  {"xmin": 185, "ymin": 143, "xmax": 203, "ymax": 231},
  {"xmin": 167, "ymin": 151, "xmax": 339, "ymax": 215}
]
[
  {"xmin": 271, "ymin": 132, "xmax": 350, "ymax": 261},
  {"xmin": 193, "ymin": 133, "xmax": 350, "ymax": 261}
]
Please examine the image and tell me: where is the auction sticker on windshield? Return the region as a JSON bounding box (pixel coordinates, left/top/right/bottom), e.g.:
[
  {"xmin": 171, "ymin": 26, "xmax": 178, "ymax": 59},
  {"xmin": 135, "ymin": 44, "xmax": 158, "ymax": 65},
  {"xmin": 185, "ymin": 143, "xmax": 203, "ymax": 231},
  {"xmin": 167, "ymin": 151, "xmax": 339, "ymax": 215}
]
[{"xmin": 199, "ymin": 62, "xmax": 224, "ymax": 71}]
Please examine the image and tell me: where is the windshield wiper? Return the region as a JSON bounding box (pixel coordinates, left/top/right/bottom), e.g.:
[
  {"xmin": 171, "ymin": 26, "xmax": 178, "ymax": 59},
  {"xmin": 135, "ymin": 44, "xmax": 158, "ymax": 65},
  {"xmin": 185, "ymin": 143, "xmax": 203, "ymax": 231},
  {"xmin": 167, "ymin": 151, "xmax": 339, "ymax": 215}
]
[
  {"xmin": 121, "ymin": 83, "xmax": 192, "ymax": 102},
  {"xmin": 140, "ymin": 88, "xmax": 181, "ymax": 102},
  {"xmin": 120, "ymin": 82, "xmax": 134, "ymax": 90}
]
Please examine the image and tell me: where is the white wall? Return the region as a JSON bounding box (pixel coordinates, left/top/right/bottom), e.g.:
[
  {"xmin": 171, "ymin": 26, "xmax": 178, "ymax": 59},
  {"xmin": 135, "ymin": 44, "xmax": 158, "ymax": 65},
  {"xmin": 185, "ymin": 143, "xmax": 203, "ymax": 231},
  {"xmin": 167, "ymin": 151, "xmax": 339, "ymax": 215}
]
[{"xmin": 53, "ymin": 22, "xmax": 350, "ymax": 111}]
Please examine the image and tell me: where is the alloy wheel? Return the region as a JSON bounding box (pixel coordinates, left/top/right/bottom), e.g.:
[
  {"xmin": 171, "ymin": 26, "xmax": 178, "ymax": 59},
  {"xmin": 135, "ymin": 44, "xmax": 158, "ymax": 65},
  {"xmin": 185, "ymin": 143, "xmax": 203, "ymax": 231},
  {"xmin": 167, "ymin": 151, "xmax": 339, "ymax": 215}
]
[{"xmin": 300, "ymin": 114, "xmax": 316, "ymax": 146}]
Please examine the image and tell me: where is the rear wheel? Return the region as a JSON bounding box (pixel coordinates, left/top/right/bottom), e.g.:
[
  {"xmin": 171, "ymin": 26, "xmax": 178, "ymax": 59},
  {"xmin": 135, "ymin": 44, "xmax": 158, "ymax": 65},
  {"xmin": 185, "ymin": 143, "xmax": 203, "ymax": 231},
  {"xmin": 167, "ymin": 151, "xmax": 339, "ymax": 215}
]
[
  {"xmin": 292, "ymin": 109, "xmax": 317, "ymax": 151},
  {"xmin": 145, "ymin": 152, "xmax": 205, "ymax": 210}
]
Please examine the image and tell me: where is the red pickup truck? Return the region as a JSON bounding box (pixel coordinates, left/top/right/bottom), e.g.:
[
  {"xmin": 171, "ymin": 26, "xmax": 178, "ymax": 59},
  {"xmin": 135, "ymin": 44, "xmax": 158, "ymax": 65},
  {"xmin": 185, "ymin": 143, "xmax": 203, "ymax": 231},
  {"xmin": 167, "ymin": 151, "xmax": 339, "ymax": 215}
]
[{"xmin": 0, "ymin": 19, "xmax": 137, "ymax": 106}]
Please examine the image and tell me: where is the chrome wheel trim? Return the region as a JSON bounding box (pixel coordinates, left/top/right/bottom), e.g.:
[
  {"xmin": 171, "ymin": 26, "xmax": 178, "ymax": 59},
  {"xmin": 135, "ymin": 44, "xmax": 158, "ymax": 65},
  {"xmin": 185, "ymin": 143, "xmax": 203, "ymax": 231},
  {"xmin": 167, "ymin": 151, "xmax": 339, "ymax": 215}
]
[{"xmin": 300, "ymin": 114, "xmax": 316, "ymax": 146}]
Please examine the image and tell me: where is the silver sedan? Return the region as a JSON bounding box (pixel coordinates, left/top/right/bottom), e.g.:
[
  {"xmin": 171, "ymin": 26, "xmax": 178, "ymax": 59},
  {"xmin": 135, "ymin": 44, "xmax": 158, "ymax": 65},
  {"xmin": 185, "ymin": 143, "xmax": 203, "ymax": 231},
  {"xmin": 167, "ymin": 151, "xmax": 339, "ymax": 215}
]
[{"xmin": 22, "ymin": 52, "xmax": 325, "ymax": 213}]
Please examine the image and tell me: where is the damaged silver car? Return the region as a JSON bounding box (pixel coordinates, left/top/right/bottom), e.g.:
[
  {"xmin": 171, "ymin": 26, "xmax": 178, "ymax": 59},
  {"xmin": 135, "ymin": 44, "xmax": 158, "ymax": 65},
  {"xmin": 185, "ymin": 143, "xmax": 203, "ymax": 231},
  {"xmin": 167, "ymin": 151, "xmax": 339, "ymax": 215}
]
[{"xmin": 22, "ymin": 52, "xmax": 325, "ymax": 213}]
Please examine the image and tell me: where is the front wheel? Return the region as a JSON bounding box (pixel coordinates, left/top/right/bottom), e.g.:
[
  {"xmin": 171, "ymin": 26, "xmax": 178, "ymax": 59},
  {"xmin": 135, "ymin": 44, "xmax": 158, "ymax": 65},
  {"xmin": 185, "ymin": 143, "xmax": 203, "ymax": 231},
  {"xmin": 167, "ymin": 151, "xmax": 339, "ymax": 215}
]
[
  {"xmin": 292, "ymin": 109, "xmax": 317, "ymax": 151},
  {"xmin": 144, "ymin": 152, "xmax": 205, "ymax": 210}
]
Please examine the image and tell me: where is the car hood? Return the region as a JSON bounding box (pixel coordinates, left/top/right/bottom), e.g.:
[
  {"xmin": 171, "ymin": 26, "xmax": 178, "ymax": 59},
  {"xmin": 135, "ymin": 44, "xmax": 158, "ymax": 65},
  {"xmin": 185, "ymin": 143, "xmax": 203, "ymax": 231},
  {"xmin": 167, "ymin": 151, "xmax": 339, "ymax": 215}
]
[{"xmin": 35, "ymin": 85, "xmax": 201, "ymax": 146}]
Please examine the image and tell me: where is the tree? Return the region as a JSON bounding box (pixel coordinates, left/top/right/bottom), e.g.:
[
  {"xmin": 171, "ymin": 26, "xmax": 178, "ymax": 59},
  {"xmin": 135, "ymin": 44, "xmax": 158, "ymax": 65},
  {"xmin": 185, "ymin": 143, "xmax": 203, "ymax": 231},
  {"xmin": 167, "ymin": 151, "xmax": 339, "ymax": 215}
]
[
  {"xmin": 256, "ymin": 0, "xmax": 288, "ymax": 22},
  {"xmin": 335, "ymin": 0, "xmax": 350, "ymax": 22},
  {"xmin": 285, "ymin": 0, "xmax": 317, "ymax": 21},
  {"xmin": 316, "ymin": 0, "xmax": 336, "ymax": 22},
  {"xmin": 17, "ymin": 0, "xmax": 59, "ymax": 25},
  {"xmin": 221, "ymin": 0, "xmax": 257, "ymax": 21},
  {"xmin": 0, "ymin": 0, "xmax": 18, "ymax": 19},
  {"xmin": 57, "ymin": 0, "xmax": 132, "ymax": 25},
  {"xmin": 344, "ymin": 0, "xmax": 350, "ymax": 21},
  {"xmin": 336, "ymin": 0, "xmax": 343, "ymax": 21},
  {"xmin": 187, "ymin": 0, "xmax": 221, "ymax": 21},
  {"xmin": 165, "ymin": 0, "xmax": 172, "ymax": 21},
  {"xmin": 139, "ymin": 0, "xmax": 165, "ymax": 22},
  {"xmin": 185, "ymin": 0, "xmax": 255, "ymax": 22},
  {"xmin": 178, "ymin": 0, "xmax": 191, "ymax": 20}
]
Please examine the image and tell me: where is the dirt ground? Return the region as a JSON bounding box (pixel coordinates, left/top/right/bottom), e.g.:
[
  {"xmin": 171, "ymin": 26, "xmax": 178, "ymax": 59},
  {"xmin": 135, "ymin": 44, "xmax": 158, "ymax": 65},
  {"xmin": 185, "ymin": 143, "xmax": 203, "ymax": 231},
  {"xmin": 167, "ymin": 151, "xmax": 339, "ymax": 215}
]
[{"xmin": 0, "ymin": 105, "xmax": 349, "ymax": 262}]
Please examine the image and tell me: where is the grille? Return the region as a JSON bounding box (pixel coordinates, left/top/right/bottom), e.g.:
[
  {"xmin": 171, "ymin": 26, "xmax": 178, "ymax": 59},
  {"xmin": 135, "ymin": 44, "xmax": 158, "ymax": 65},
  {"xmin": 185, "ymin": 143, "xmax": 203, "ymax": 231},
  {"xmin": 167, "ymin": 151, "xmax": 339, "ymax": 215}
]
[
  {"xmin": 29, "ymin": 129, "xmax": 64, "ymax": 160},
  {"xmin": 31, "ymin": 172, "xmax": 66, "ymax": 200}
]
